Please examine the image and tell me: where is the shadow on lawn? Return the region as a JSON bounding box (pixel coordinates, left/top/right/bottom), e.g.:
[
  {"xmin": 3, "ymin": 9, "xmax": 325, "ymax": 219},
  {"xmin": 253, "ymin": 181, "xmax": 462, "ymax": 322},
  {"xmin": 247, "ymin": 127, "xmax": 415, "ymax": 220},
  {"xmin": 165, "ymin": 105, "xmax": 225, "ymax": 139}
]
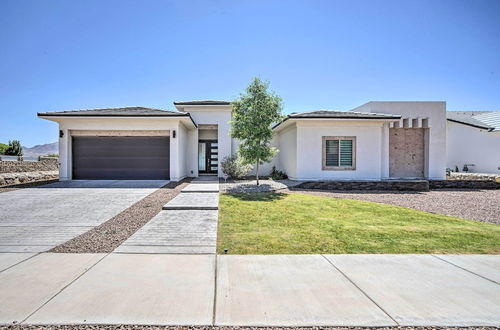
[{"xmin": 227, "ymin": 191, "xmax": 287, "ymax": 201}]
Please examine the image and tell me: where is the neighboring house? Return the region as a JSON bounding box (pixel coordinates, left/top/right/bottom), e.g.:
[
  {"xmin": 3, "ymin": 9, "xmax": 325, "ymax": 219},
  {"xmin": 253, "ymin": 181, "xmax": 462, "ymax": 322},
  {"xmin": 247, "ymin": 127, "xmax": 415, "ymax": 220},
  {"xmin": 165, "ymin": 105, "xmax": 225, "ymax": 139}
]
[
  {"xmin": 38, "ymin": 100, "xmax": 447, "ymax": 181},
  {"xmin": 446, "ymin": 111, "xmax": 500, "ymax": 174}
]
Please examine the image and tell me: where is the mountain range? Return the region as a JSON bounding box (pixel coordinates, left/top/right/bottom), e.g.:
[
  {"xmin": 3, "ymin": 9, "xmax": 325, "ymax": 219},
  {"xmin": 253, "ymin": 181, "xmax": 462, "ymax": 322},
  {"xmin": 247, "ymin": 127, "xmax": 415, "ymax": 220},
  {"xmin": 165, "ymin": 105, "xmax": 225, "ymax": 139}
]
[{"xmin": 22, "ymin": 142, "xmax": 58, "ymax": 157}]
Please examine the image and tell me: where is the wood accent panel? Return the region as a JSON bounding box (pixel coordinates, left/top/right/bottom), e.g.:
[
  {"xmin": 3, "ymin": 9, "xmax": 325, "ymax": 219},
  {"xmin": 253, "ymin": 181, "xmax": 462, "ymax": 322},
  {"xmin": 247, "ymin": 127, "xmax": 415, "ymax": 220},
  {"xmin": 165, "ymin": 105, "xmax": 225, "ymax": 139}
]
[
  {"xmin": 70, "ymin": 130, "xmax": 170, "ymax": 136},
  {"xmin": 389, "ymin": 128, "xmax": 424, "ymax": 178}
]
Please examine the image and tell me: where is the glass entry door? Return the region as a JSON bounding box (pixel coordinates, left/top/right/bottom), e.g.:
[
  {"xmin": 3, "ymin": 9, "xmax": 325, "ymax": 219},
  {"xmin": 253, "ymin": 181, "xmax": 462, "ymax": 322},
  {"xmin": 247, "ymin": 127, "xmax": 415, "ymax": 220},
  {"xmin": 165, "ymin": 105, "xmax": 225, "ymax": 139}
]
[{"xmin": 198, "ymin": 140, "xmax": 218, "ymax": 174}]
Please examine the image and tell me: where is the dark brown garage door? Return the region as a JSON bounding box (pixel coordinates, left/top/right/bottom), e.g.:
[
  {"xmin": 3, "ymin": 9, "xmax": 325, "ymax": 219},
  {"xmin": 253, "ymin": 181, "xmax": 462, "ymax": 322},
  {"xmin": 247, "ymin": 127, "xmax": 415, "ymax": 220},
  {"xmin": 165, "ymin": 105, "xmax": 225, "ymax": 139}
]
[{"xmin": 72, "ymin": 136, "xmax": 170, "ymax": 180}]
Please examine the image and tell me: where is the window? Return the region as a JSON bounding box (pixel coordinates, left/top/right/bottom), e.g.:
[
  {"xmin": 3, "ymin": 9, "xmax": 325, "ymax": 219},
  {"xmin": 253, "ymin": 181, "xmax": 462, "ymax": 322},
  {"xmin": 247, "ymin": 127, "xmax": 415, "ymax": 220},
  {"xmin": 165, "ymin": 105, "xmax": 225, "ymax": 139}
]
[{"xmin": 322, "ymin": 136, "xmax": 356, "ymax": 170}]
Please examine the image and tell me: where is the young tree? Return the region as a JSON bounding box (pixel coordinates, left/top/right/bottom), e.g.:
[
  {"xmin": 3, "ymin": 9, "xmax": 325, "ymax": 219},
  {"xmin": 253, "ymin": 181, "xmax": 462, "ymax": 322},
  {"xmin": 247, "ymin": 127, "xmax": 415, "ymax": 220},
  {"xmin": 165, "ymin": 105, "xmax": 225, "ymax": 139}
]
[
  {"xmin": 231, "ymin": 78, "xmax": 283, "ymax": 185},
  {"xmin": 5, "ymin": 140, "xmax": 23, "ymax": 156}
]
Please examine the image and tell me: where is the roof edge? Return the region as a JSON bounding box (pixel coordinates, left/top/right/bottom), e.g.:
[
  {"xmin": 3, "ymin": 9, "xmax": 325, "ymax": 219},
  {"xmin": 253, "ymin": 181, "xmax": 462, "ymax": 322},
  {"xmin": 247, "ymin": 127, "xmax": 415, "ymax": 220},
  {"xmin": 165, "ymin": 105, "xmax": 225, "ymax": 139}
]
[
  {"xmin": 446, "ymin": 118, "xmax": 493, "ymax": 131},
  {"xmin": 273, "ymin": 114, "xmax": 402, "ymax": 130}
]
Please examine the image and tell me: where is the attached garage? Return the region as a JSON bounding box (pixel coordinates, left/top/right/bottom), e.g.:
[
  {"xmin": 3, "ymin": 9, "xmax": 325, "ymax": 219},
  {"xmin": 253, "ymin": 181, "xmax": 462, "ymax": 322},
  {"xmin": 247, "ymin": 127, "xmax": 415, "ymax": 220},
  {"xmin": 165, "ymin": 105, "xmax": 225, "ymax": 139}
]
[{"xmin": 72, "ymin": 136, "xmax": 170, "ymax": 180}]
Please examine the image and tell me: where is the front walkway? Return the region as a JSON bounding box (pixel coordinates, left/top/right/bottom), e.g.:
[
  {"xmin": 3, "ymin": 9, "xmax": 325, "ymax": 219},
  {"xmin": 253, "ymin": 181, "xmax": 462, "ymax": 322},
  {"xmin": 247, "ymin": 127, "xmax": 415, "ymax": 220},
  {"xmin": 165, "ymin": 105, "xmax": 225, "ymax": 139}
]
[
  {"xmin": 0, "ymin": 253, "xmax": 498, "ymax": 326},
  {"xmin": 115, "ymin": 177, "xmax": 219, "ymax": 254}
]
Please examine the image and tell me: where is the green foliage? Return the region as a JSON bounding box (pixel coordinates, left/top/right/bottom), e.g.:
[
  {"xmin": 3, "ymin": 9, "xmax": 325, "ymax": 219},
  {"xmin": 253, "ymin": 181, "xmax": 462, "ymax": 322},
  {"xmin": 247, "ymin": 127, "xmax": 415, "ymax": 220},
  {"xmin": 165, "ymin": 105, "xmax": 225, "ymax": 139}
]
[
  {"xmin": 4, "ymin": 140, "xmax": 23, "ymax": 156},
  {"xmin": 0, "ymin": 143, "xmax": 8, "ymax": 155},
  {"xmin": 270, "ymin": 166, "xmax": 288, "ymax": 180},
  {"xmin": 46, "ymin": 154, "xmax": 59, "ymax": 158},
  {"xmin": 220, "ymin": 155, "xmax": 253, "ymax": 179},
  {"xmin": 218, "ymin": 193, "xmax": 500, "ymax": 254},
  {"xmin": 231, "ymin": 77, "xmax": 283, "ymax": 184}
]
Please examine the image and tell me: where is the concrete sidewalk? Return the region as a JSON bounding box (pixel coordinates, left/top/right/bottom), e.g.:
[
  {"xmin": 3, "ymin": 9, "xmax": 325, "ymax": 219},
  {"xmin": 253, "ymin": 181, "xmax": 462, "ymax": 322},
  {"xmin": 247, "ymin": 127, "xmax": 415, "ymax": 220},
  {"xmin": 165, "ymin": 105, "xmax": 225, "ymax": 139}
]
[{"xmin": 0, "ymin": 253, "xmax": 498, "ymax": 326}]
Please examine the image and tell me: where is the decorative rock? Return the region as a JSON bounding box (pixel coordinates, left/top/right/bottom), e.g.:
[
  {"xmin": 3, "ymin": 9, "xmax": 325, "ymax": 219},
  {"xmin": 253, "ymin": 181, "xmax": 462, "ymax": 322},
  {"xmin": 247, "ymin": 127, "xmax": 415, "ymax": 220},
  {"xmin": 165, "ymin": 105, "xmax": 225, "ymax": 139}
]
[{"xmin": 0, "ymin": 171, "xmax": 59, "ymax": 187}]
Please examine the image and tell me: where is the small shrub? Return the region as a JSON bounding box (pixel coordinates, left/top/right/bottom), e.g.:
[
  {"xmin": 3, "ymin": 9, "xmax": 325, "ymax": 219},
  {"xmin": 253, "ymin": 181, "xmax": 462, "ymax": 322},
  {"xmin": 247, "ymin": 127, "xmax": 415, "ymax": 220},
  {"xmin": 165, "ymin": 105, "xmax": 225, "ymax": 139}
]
[
  {"xmin": 270, "ymin": 166, "xmax": 288, "ymax": 180},
  {"xmin": 0, "ymin": 143, "xmax": 8, "ymax": 155},
  {"xmin": 220, "ymin": 155, "xmax": 253, "ymax": 179}
]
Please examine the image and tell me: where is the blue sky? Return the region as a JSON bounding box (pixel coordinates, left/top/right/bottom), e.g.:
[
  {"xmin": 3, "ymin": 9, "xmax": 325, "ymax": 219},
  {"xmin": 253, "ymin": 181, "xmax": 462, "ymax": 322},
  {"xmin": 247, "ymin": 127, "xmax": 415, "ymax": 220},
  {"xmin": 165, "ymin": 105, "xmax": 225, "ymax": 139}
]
[{"xmin": 1, "ymin": 0, "xmax": 499, "ymax": 146}]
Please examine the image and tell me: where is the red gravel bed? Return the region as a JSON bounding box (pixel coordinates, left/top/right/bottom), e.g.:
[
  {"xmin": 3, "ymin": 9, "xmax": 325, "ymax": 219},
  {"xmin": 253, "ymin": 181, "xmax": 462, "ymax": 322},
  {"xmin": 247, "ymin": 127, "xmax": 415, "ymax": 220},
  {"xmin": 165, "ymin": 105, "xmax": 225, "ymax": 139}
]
[
  {"xmin": 0, "ymin": 325, "xmax": 496, "ymax": 330},
  {"xmin": 49, "ymin": 179, "xmax": 191, "ymax": 253},
  {"xmin": 290, "ymin": 189, "xmax": 500, "ymax": 225}
]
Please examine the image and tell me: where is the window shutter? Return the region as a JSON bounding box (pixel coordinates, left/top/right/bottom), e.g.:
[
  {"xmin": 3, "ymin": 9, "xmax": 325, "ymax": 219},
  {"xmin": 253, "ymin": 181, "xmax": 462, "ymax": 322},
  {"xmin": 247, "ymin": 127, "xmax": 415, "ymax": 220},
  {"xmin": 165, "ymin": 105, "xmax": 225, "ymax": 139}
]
[
  {"xmin": 339, "ymin": 140, "xmax": 353, "ymax": 166},
  {"xmin": 325, "ymin": 140, "xmax": 339, "ymax": 166}
]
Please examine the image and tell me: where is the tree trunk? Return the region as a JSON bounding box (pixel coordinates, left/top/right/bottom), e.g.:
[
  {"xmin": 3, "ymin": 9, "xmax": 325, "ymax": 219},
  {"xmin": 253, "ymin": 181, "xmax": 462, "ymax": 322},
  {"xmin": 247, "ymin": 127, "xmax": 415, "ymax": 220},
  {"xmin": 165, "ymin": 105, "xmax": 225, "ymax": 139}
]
[{"xmin": 255, "ymin": 160, "xmax": 260, "ymax": 186}]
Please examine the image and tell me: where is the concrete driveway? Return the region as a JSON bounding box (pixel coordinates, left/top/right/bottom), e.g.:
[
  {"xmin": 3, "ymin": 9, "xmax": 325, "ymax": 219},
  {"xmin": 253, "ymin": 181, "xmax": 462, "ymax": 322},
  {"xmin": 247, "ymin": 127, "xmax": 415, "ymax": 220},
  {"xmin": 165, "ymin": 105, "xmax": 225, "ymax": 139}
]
[{"xmin": 0, "ymin": 180, "xmax": 167, "ymax": 252}]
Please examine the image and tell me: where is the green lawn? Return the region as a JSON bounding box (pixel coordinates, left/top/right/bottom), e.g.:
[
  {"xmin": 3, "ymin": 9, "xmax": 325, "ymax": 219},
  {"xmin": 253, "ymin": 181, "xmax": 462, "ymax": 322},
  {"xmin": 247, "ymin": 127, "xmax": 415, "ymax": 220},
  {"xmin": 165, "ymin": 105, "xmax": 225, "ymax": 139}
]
[{"xmin": 217, "ymin": 192, "xmax": 500, "ymax": 254}]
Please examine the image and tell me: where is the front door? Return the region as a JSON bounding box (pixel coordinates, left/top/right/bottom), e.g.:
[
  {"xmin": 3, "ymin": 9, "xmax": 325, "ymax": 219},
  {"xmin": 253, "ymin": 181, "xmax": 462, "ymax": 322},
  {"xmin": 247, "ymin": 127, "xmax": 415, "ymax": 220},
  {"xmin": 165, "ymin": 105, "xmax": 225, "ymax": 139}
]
[{"xmin": 198, "ymin": 140, "xmax": 218, "ymax": 174}]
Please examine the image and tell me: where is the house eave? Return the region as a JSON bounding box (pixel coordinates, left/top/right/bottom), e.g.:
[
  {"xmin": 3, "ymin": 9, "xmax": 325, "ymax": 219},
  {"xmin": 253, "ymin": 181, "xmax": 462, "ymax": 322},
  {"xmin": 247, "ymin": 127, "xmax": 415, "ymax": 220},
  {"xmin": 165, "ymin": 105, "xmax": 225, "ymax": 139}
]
[
  {"xmin": 37, "ymin": 114, "xmax": 198, "ymax": 128},
  {"xmin": 273, "ymin": 116, "xmax": 401, "ymax": 131}
]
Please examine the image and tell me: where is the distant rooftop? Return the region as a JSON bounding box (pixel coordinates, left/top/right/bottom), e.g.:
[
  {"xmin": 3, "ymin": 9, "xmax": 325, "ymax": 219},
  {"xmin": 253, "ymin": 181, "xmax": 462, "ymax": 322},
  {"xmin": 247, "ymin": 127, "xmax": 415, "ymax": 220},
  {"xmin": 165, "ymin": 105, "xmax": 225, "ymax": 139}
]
[
  {"xmin": 289, "ymin": 110, "xmax": 401, "ymax": 119},
  {"xmin": 38, "ymin": 107, "xmax": 189, "ymax": 117},
  {"xmin": 173, "ymin": 100, "xmax": 231, "ymax": 106},
  {"xmin": 447, "ymin": 111, "xmax": 499, "ymax": 131},
  {"xmin": 273, "ymin": 110, "xmax": 401, "ymax": 129}
]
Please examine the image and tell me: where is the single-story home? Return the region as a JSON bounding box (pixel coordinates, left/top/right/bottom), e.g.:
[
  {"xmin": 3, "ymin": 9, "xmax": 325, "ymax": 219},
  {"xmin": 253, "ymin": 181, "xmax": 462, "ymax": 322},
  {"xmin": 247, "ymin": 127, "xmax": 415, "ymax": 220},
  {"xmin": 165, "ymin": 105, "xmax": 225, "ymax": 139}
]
[
  {"xmin": 446, "ymin": 111, "xmax": 500, "ymax": 174},
  {"xmin": 38, "ymin": 100, "xmax": 447, "ymax": 181}
]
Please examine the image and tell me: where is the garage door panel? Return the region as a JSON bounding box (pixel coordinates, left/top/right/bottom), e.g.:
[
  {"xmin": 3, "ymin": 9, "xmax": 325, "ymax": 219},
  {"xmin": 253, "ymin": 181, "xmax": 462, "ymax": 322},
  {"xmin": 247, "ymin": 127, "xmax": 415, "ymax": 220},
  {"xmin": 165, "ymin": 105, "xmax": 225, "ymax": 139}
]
[
  {"xmin": 72, "ymin": 136, "xmax": 170, "ymax": 180},
  {"xmin": 75, "ymin": 157, "xmax": 169, "ymax": 168},
  {"xmin": 74, "ymin": 168, "xmax": 169, "ymax": 180}
]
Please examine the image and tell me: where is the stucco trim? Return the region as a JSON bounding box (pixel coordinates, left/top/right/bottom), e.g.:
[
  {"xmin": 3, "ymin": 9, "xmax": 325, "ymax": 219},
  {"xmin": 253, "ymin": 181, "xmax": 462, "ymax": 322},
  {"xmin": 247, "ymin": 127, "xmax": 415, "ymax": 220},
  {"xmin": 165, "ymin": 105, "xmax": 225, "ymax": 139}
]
[
  {"xmin": 321, "ymin": 136, "xmax": 357, "ymax": 171},
  {"xmin": 70, "ymin": 130, "xmax": 170, "ymax": 136}
]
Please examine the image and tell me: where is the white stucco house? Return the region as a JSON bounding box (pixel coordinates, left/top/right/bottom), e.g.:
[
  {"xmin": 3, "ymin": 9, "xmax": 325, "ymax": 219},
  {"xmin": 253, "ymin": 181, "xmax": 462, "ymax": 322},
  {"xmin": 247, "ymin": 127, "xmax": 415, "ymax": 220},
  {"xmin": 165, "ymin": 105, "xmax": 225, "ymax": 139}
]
[
  {"xmin": 446, "ymin": 111, "xmax": 500, "ymax": 174},
  {"xmin": 38, "ymin": 100, "xmax": 447, "ymax": 181}
]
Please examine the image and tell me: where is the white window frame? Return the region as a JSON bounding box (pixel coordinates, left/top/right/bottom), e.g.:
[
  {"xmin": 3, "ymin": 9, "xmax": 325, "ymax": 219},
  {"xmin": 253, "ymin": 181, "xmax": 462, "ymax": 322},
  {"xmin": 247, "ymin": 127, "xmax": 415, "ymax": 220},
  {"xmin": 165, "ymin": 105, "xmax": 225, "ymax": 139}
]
[{"xmin": 322, "ymin": 136, "xmax": 356, "ymax": 171}]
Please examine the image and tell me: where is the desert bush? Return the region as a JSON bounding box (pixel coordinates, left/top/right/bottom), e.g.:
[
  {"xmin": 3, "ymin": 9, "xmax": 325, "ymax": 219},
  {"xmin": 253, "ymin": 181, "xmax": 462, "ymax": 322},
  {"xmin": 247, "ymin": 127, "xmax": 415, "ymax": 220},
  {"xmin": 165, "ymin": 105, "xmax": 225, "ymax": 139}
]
[
  {"xmin": 270, "ymin": 166, "xmax": 288, "ymax": 180},
  {"xmin": 220, "ymin": 155, "xmax": 253, "ymax": 179}
]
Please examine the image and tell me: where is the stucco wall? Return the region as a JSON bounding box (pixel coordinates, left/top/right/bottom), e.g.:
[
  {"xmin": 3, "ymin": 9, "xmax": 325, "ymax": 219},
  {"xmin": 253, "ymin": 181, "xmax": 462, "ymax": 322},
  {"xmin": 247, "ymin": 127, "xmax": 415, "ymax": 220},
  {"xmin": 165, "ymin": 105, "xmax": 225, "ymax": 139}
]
[
  {"xmin": 176, "ymin": 122, "xmax": 188, "ymax": 179},
  {"xmin": 447, "ymin": 121, "xmax": 500, "ymax": 174},
  {"xmin": 277, "ymin": 124, "xmax": 297, "ymax": 179},
  {"xmin": 353, "ymin": 101, "xmax": 446, "ymax": 179},
  {"xmin": 294, "ymin": 120, "xmax": 385, "ymax": 180}
]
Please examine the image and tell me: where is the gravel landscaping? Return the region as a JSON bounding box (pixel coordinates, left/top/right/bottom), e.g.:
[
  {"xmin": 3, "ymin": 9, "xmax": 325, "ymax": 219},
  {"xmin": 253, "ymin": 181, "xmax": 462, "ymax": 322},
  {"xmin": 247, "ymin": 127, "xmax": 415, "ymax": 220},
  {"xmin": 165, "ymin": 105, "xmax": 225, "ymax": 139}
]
[
  {"xmin": 221, "ymin": 179, "xmax": 302, "ymax": 193},
  {"xmin": 291, "ymin": 188, "xmax": 500, "ymax": 225},
  {"xmin": 49, "ymin": 179, "xmax": 191, "ymax": 253},
  {"xmin": 1, "ymin": 325, "xmax": 497, "ymax": 330}
]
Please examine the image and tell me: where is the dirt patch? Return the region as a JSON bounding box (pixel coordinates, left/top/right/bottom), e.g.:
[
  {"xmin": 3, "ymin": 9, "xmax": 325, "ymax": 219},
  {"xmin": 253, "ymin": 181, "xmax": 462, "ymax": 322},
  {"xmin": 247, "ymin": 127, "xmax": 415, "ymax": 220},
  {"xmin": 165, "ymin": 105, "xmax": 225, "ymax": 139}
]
[
  {"xmin": 291, "ymin": 188, "xmax": 500, "ymax": 225},
  {"xmin": 0, "ymin": 179, "xmax": 59, "ymax": 193},
  {"xmin": 49, "ymin": 179, "xmax": 191, "ymax": 253}
]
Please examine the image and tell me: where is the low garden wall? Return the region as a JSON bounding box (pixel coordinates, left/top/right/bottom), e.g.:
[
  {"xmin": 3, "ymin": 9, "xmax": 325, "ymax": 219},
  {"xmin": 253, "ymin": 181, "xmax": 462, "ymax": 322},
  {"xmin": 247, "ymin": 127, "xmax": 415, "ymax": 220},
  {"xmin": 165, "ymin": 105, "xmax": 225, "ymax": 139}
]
[
  {"xmin": 447, "ymin": 172, "xmax": 500, "ymax": 182},
  {"xmin": 297, "ymin": 180, "xmax": 430, "ymax": 191},
  {"xmin": 429, "ymin": 180, "xmax": 500, "ymax": 190},
  {"xmin": 0, "ymin": 157, "xmax": 58, "ymax": 173},
  {"xmin": 0, "ymin": 171, "xmax": 59, "ymax": 186}
]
